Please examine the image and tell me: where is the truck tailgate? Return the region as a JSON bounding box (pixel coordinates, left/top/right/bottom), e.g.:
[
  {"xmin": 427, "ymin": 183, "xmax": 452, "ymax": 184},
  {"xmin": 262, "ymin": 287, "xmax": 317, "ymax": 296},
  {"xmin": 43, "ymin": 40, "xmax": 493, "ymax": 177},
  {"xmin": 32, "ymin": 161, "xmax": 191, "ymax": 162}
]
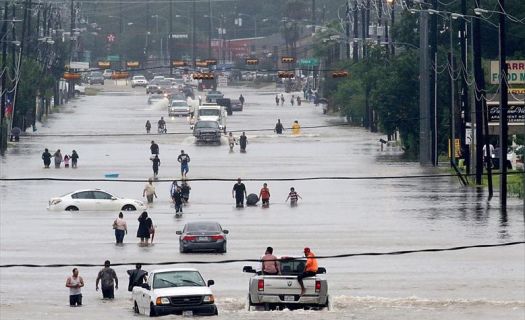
[{"xmin": 261, "ymin": 276, "xmax": 318, "ymax": 295}]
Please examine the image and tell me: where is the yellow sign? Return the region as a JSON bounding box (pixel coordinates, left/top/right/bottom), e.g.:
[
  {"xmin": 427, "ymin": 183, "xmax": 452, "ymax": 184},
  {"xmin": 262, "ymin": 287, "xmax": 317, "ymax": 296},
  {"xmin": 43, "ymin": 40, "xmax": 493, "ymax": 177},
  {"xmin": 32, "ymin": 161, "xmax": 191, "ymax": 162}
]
[
  {"xmin": 98, "ymin": 61, "xmax": 111, "ymax": 68},
  {"xmin": 509, "ymin": 88, "xmax": 525, "ymax": 94},
  {"xmin": 448, "ymin": 139, "xmax": 461, "ymax": 158},
  {"xmin": 126, "ymin": 61, "xmax": 140, "ymax": 68}
]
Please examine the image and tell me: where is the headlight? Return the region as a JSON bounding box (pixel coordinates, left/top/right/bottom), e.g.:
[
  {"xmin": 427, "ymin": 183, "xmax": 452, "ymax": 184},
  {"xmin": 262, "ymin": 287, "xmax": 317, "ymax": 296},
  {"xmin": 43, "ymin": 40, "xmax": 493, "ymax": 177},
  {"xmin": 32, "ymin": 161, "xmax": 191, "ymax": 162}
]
[
  {"xmin": 50, "ymin": 199, "xmax": 62, "ymax": 205},
  {"xmin": 156, "ymin": 297, "xmax": 171, "ymax": 305},
  {"xmin": 203, "ymin": 295, "xmax": 214, "ymax": 303}
]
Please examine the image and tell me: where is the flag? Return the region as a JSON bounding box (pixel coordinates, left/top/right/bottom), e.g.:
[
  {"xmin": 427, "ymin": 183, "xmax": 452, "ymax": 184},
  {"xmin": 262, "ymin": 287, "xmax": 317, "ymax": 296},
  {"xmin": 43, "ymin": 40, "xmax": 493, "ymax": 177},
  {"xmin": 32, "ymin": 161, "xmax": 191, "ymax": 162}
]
[{"xmin": 4, "ymin": 93, "xmax": 13, "ymax": 118}]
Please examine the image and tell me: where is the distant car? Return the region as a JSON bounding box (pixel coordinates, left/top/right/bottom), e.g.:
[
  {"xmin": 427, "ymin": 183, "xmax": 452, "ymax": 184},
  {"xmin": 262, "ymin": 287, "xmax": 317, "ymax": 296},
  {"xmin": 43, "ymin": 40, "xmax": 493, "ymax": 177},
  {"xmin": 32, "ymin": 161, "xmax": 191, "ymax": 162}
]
[
  {"xmin": 87, "ymin": 71, "xmax": 104, "ymax": 85},
  {"xmin": 102, "ymin": 69, "xmax": 113, "ymax": 79},
  {"xmin": 74, "ymin": 84, "xmax": 86, "ymax": 95},
  {"xmin": 169, "ymin": 100, "xmax": 190, "ymax": 117},
  {"xmin": 205, "ymin": 91, "xmax": 224, "ymax": 103},
  {"xmin": 131, "ymin": 75, "xmax": 148, "ymax": 88},
  {"xmin": 48, "ymin": 189, "xmax": 147, "ymax": 211},
  {"xmin": 132, "ymin": 268, "xmax": 218, "ymax": 316},
  {"xmin": 148, "ymin": 93, "xmax": 167, "ymax": 105},
  {"xmin": 176, "ymin": 221, "xmax": 229, "ymax": 253},
  {"xmin": 146, "ymin": 79, "xmax": 163, "ymax": 94}
]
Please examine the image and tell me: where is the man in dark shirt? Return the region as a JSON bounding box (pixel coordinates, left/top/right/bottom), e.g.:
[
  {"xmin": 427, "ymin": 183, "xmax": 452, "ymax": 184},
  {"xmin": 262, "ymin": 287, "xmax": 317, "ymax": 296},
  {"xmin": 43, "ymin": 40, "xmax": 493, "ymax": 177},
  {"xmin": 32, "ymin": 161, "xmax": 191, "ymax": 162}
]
[
  {"xmin": 275, "ymin": 119, "xmax": 284, "ymax": 134},
  {"xmin": 177, "ymin": 150, "xmax": 190, "ymax": 178},
  {"xmin": 127, "ymin": 263, "xmax": 147, "ymax": 292},
  {"xmin": 96, "ymin": 260, "xmax": 118, "ymax": 299},
  {"xmin": 232, "ymin": 178, "xmax": 247, "ymax": 208},
  {"xmin": 150, "ymin": 141, "xmax": 159, "ymax": 155},
  {"xmin": 239, "ymin": 132, "xmax": 248, "ymax": 152}
]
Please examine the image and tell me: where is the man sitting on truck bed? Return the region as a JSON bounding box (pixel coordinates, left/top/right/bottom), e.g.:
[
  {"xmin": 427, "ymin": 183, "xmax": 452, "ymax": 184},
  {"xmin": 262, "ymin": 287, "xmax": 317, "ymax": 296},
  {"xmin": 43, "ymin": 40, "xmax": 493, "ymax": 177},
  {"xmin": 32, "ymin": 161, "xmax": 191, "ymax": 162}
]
[
  {"xmin": 261, "ymin": 247, "xmax": 280, "ymax": 275},
  {"xmin": 297, "ymin": 247, "xmax": 318, "ymax": 295}
]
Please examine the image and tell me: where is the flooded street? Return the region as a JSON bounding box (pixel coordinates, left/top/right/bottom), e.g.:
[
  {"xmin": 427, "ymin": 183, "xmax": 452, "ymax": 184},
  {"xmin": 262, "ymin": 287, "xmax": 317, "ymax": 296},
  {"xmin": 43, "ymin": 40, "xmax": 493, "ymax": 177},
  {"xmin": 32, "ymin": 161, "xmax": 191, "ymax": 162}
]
[{"xmin": 1, "ymin": 84, "xmax": 524, "ymax": 320}]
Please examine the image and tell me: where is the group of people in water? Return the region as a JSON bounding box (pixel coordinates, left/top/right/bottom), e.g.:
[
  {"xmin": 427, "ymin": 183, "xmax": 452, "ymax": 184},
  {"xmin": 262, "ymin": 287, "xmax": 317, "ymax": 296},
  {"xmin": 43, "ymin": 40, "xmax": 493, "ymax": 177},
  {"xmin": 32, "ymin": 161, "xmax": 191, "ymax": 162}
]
[
  {"xmin": 232, "ymin": 178, "xmax": 302, "ymax": 208},
  {"xmin": 41, "ymin": 148, "xmax": 79, "ymax": 168}
]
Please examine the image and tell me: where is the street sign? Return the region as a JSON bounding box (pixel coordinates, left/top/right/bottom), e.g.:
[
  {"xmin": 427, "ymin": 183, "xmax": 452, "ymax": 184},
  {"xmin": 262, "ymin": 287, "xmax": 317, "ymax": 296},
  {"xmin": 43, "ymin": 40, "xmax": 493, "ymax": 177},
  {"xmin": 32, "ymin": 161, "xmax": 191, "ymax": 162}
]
[
  {"xmin": 107, "ymin": 55, "xmax": 120, "ymax": 62},
  {"xmin": 218, "ymin": 75, "xmax": 228, "ymax": 87},
  {"xmin": 488, "ymin": 104, "xmax": 525, "ymax": 122},
  {"xmin": 172, "ymin": 34, "xmax": 188, "ymax": 39},
  {"xmin": 69, "ymin": 61, "xmax": 89, "ymax": 70},
  {"xmin": 298, "ymin": 58, "xmax": 319, "ymax": 67}
]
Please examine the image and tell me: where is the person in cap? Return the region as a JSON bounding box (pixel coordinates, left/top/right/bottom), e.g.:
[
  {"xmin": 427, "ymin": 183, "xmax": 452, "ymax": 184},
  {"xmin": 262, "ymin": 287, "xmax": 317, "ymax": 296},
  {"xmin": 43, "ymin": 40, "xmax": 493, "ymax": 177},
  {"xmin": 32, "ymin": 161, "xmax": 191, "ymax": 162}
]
[{"xmin": 297, "ymin": 247, "xmax": 318, "ymax": 295}]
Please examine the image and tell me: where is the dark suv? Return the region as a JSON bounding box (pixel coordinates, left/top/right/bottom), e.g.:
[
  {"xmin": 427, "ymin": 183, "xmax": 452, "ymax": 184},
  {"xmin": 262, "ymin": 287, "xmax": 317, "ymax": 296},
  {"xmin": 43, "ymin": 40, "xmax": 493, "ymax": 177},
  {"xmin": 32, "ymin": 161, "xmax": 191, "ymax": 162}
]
[{"xmin": 87, "ymin": 71, "xmax": 104, "ymax": 85}]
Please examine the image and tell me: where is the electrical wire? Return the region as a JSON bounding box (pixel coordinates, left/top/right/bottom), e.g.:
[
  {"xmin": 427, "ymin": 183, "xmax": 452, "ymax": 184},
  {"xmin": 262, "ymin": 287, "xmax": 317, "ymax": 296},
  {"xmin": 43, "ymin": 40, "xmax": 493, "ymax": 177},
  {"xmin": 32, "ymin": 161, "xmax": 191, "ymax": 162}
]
[{"xmin": 1, "ymin": 241, "xmax": 523, "ymax": 268}]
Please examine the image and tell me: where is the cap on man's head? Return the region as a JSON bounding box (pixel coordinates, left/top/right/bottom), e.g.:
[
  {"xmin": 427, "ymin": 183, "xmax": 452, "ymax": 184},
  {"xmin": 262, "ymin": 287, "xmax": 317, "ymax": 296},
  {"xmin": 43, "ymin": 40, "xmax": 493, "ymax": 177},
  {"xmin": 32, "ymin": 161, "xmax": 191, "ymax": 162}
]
[{"xmin": 303, "ymin": 247, "xmax": 311, "ymax": 253}]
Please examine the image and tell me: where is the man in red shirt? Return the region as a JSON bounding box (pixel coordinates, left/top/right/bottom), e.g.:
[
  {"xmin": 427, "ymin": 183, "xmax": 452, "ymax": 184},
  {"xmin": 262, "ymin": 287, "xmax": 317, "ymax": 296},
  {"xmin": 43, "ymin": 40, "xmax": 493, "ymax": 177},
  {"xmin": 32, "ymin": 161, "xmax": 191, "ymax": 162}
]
[
  {"xmin": 259, "ymin": 183, "xmax": 271, "ymax": 206},
  {"xmin": 297, "ymin": 247, "xmax": 318, "ymax": 295}
]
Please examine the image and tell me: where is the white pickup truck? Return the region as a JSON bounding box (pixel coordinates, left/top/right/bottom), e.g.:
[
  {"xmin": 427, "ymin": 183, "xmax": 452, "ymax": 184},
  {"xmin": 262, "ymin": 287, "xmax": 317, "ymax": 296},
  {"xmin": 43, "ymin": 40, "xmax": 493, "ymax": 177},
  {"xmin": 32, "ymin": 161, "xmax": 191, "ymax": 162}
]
[
  {"xmin": 132, "ymin": 268, "xmax": 218, "ymax": 317},
  {"xmin": 243, "ymin": 256, "xmax": 330, "ymax": 311}
]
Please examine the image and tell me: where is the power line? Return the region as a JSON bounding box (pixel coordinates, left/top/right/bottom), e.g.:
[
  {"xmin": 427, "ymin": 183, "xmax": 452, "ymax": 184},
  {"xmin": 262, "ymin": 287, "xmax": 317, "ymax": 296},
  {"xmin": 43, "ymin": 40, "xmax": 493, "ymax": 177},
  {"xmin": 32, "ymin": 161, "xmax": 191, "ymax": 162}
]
[
  {"xmin": 1, "ymin": 241, "xmax": 522, "ymax": 268},
  {"xmin": 1, "ymin": 171, "xmax": 523, "ymax": 182}
]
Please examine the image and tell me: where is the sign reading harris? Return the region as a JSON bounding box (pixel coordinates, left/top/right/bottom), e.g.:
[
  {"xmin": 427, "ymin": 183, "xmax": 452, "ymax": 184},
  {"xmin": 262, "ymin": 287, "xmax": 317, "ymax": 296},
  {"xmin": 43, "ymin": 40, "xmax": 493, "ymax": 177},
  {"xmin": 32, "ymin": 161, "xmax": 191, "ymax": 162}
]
[{"xmin": 490, "ymin": 60, "xmax": 525, "ymax": 84}]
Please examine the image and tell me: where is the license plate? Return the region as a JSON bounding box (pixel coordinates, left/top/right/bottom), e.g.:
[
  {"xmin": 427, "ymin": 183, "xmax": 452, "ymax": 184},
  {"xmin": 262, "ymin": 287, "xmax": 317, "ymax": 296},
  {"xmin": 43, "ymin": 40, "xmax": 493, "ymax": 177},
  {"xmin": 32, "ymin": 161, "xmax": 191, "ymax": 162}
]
[
  {"xmin": 284, "ymin": 295, "xmax": 295, "ymax": 302},
  {"xmin": 198, "ymin": 237, "xmax": 209, "ymax": 241},
  {"xmin": 182, "ymin": 310, "xmax": 193, "ymax": 317}
]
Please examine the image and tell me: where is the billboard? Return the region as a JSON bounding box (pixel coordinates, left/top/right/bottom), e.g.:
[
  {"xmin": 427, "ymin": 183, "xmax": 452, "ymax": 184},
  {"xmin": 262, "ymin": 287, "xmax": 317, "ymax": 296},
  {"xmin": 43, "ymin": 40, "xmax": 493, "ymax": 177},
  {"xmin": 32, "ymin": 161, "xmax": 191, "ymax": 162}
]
[{"xmin": 490, "ymin": 60, "xmax": 525, "ymax": 84}]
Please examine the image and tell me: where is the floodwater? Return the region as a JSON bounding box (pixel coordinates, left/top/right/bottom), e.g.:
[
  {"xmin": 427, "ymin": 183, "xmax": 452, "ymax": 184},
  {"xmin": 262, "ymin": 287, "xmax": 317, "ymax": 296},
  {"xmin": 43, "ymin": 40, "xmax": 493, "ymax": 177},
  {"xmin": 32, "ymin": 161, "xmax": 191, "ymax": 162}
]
[{"xmin": 0, "ymin": 82, "xmax": 524, "ymax": 320}]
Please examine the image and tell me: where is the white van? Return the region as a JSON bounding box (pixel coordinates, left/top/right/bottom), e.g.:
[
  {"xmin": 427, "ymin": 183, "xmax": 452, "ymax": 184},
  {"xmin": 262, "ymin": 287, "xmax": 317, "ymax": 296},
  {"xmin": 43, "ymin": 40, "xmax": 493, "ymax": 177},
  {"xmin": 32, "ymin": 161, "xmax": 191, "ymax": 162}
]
[{"xmin": 197, "ymin": 103, "xmax": 227, "ymax": 133}]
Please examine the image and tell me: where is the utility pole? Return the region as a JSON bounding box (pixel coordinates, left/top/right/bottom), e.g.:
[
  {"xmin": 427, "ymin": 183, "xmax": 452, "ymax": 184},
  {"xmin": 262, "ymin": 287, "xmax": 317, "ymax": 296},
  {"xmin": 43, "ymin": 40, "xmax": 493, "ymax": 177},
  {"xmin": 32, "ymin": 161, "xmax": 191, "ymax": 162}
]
[
  {"xmin": 430, "ymin": 0, "xmax": 437, "ymax": 166},
  {"xmin": 459, "ymin": 0, "xmax": 470, "ymax": 174},
  {"xmin": 208, "ymin": 0, "xmax": 211, "ymax": 58},
  {"xmin": 376, "ymin": 0, "xmax": 382, "ymax": 45},
  {"xmin": 448, "ymin": 17, "xmax": 456, "ymax": 168},
  {"xmin": 345, "ymin": 1, "xmax": 350, "ymax": 59},
  {"xmin": 192, "ymin": 0, "xmax": 196, "ymax": 66},
  {"xmin": 498, "ymin": 0, "xmax": 508, "ymax": 210},
  {"xmin": 419, "ymin": 9, "xmax": 432, "ymax": 165},
  {"xmin": 145, "ymin": 0, "xmax": 150, "ymax": 68},
  {"xmin": 389, "ymin": 0, "xmax": 395, "ymax": 55},
  {"xmin": 312, "ymin": 0, "xmax": 316, "ymax": 25},
  {"xmin": 169, "ymin": 0, "xmax": 173, "ymax": 74},
  {"xmin": 472, "ymin": 0, "xmax": 484, "ymax": 185},
  {"xmin": 353, "ymin": 0, "xmax": 358, "ymax": 61},
  {"xmin": 1, "ymin": 1, "xmax": 8, "ymax": 151},
  {"xmin": 69, "ymin": 0, "xmax": 75, "ymax": 99}
]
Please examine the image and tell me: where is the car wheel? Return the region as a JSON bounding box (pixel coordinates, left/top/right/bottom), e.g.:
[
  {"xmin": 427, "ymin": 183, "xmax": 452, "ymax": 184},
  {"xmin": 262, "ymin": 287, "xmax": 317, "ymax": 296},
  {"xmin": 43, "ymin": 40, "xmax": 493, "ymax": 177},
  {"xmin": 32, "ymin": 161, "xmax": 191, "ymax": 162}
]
[
  {"xmin": 149, "ymin": 303, "xmax": 157, "ymax": 317},
  {"xmin": 134, "ymin": 301, "xmax": 139, "ymax": 314},
  {"xmin": 324, "ymin": 295, "xmax": 332, "ymax": 311},
  {"xmin": 122, "ymin": 204, "xmax": 136, "ymax": 211},
  {"xmin": 65, "ymin": 206, "xmax": 79, "ymax": 211},
  {"xmin": 246, "ymin": 295, "xmax": 253, "ymax": 311}
]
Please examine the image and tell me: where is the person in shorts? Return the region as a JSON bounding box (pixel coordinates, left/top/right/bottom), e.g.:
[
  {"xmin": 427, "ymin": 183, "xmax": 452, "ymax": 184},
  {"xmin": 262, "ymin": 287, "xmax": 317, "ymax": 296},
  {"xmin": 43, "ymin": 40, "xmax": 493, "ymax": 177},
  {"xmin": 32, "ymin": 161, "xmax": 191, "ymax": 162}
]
[
  {"xmin": 66, "ymin": 268, "xmax": 84, "ymax": 306},
  {"xmin": 259, "ymin": 183, "xmax": 270, "ymax": 206},
  {"xmin": 143, "ymin": 178, "xmax": 157, "ymax": 203},
  {"xmin": 177, "ymin": 150, "xmax": 190, "ymax": 178}
]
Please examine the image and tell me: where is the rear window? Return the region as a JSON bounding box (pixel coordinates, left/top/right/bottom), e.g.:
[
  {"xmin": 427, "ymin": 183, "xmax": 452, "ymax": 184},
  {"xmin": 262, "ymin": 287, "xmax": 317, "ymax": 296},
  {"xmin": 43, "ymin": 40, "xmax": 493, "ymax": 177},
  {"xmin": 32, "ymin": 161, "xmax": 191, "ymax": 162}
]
[
  {"xmin": 279, "ymin": 258, "xmax": 306, "ymax": 275},
  {"xmin": 186, "ymin": 223, "xmax": 220, "ymax": 232}
]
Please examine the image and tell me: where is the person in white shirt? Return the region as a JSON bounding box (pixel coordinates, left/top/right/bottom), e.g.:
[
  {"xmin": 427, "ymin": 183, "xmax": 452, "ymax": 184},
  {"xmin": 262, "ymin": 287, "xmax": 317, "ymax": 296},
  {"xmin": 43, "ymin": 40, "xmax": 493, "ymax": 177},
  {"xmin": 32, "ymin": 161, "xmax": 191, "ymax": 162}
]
[
  {"xmin": 66, "ymin": 268, "xmax": 84, "ymax": 307},
  {"xmin": 113, "ymin": 212, "xmax": 127, "ymax": 244}
]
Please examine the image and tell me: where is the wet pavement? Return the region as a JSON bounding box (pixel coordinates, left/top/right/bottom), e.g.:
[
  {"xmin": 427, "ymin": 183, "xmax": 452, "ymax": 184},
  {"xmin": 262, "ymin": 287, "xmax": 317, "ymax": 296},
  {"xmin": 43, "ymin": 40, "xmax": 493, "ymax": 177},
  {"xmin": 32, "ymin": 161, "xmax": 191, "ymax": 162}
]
[{"xmin": 0, "ymin": 82, "xmax": 524, "ymax": 320}]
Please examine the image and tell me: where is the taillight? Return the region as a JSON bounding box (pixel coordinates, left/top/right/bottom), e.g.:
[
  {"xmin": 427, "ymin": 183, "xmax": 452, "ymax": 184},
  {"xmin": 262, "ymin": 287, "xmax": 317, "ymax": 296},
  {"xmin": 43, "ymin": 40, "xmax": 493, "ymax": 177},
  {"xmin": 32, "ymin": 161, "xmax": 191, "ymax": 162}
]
[
  {"xmin": 315, "ymin": 280, "xmax": 321, "ymax": 293},
  {"xmin": 183, "ymin": 236, "xmax": 196, "ymax": 241},
  {"xmin": 257, "ymin": 279, "xmax": 264, "ymax": 291},
  {"xmin": 211, "ymin": 235, "xmax": 224, "ymax": 241}
]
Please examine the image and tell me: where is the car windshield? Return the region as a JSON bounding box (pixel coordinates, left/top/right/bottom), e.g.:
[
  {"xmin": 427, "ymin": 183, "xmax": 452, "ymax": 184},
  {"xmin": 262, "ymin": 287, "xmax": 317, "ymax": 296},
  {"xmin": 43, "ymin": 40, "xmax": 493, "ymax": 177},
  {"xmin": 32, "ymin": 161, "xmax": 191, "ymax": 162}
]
[
  {"xmin": 199, "ymin": 109, "xmax": 220, "ymax": 117},
  {"xmin": 185, "ymin": 222, "xmax": 220, "ymax": 233},
  {"xmin": 158, "ymin": 80, "xmax": 171, "ymax": 86},
  {"xmin": 171, "ymin": 101, "xmax": 187, "ymax": 107},
  {"xmin": 195, "ymin": 121, "xmax": 219, "ymax": 129},
  {"xmin": 134, "ymin": 76, "xmax": 145, "ymax": 80},
  {"xmin": 150, "ymin": 95, "xmax": 164, "ymax": 99},
  {"xmin": 153, "ymin": 271, "xmax": 206, "ymax": 289}
]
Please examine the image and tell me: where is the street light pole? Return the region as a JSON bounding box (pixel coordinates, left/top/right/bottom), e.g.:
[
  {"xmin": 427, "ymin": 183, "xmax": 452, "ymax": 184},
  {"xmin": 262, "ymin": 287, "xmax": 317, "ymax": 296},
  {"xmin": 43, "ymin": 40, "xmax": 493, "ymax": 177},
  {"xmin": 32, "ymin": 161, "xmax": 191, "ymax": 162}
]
[
  {"xmin": 498, "ymin": 0, "xmax": 508, "ymax": 210},
  {"xmin": 192, "ymin": 0, "xmax": 196, "ymax": 66},
  {"xmin": 208, "ymin": 0, "xmax": 212, "ymax": 58},
  {"xmin": 169, "ymin": 0, "xmax": 173, "ymax": 74}
]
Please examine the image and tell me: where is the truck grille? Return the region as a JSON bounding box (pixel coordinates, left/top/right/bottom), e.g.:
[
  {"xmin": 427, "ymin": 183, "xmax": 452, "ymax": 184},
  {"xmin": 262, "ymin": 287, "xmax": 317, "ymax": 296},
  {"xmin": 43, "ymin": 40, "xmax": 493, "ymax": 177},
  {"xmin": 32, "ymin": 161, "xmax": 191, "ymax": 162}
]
[{"xmin": 169, "ymin": 295, "xmax": 203, "ymax": 306}]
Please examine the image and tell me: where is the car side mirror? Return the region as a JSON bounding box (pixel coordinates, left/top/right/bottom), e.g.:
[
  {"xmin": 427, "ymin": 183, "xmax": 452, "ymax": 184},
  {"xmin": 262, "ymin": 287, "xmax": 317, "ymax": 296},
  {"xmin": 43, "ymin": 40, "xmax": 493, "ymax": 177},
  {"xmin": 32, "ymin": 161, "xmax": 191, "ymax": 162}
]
[
  {"xmin": 190, "ymin": 125, "xmax": 194, "ymax": 130},
  {"xmin": 207, "ymin": 280, "xmax": 215, "ymax": 287},
  {"xmin": 141, "ymin": 283, "xmax": 151, "ymax": 290},
  {"xmin": 317, "ymin": 267, "xmax": 326, "ymax": 274},
  {"xmin": 243, "ymin": 266, "xmax": 256, "ymax": 273},
  {"xmin": 222, "ymin": 230, "xmax": 229, "ymax": 234},
  {"xmin": 175, "ymin": 231, "xmax": 182, "ymax": 235},
  {"xmin": 111, "ymin": 197, "xmax": 117, "ymax": 200}
]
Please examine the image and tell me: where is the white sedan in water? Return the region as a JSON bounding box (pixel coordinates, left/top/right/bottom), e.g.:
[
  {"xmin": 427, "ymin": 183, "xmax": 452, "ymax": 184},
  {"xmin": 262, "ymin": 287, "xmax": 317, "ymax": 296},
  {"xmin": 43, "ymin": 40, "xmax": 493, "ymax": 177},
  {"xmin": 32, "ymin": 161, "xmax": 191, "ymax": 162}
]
[{"xmin": 48, "ymin": 189, "xmax": 147, "ymax": 211}]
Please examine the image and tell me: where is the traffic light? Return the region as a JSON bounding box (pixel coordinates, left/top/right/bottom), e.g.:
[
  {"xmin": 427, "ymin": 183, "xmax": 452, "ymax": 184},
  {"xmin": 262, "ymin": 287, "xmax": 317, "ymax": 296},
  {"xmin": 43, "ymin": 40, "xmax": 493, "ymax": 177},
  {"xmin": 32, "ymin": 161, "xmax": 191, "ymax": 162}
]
[
  {"xmin": 245, "ymin": 58, "xmax": 259, "ymax": 65},
  {"xmin": 193, "ymin": 72, "xmax": 215, "ymax": 80},
  {"xmin": 281, "ymin": 56, "xmax": 295, "ymax": 64},
  {"xmin": 277, "ymin": 71, "xmax": 295, "ymax": 79},
  {"xmin": 332, "ymin": 71, "xmax": 349, "ymax": 78},
  {"xmin": 172, "ymin": 60, "xmax": 187, "ymax": 67}
]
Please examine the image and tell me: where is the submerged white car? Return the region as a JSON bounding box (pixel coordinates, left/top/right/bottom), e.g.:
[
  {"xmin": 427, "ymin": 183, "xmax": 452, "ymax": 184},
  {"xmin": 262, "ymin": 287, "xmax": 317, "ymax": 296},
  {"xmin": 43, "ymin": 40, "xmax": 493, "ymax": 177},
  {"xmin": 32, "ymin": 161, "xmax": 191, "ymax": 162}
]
[
  {"xmin": 48, "ymin": 189, "xmax": 146, "ymax": 211},
  {"xmin": 132, "ymin": 268, "xmax": 218, "ymax": 317}
]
